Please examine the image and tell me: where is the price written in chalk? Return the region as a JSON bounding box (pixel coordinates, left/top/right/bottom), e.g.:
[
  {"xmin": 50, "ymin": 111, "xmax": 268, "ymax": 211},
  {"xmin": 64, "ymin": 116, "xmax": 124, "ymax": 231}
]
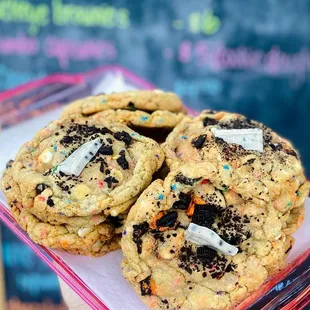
[{"xmin": 172, "ymin": 9, "xmax": 221, "ymax": 36}]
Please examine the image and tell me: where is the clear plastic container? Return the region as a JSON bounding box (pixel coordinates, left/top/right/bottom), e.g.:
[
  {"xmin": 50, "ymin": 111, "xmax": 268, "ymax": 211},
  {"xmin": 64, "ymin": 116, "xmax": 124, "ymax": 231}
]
[{"xmin": 0, "ymin": 66, "xmax": 309, "ymax": 310}]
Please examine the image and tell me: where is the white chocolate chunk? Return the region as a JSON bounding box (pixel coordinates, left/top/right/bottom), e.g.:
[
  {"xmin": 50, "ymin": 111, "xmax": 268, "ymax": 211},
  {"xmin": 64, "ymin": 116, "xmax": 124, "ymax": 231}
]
[
  {"xmin": 56, "ymin": 138, "xmax": 102, "ymax": 176},
  {"xmin": 211, "ymin": 128, "xmax": 263, "ymax": 152},
  {"xmin": 38, "ymin": 149, "xmax": 54, "ymax": 164},
  {"xmin": 77, "ymin": 227, "xmax": 92, "ymax": 238},
  {"xmin": 185, "ymin": 223, "xmax": 238, "ymax": 256}
]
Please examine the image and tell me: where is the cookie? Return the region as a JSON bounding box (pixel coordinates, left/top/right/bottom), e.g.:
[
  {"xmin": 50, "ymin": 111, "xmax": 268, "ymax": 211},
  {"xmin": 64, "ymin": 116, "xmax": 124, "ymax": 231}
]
[
  {"xmin": 121, "ymin": 164, "xmax": 307, "ymax": 310},
  {"xmin": 62, "ymin": 90, "xmax": 187, "ymax": 116},
  {"xmin": 162, "ymin": 110, "xmax": 309, "ymax": 212},
  {"xmin": 61, "ymin": 91, "xmax": 187, "ymax": 141},
  {"xmin": 11, "ymin": 205, "xmax": 120, "ymax": 256},
  {"xmin": 1, "ymin": 117, "xmax": 164, "ymax": 221}
]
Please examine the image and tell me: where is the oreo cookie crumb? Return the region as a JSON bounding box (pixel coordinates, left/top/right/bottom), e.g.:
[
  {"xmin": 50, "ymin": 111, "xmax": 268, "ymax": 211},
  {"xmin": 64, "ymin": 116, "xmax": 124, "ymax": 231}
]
[
  {"xmin": 175, "ymin": 173, "xmax": 201, "ymax": 186},
  {"xmin": 172, "ymin": 192, "xmax": 192, "ymax": 210},
  {"xmin": 104, "ymin": 176, "xmax": 119, "ymax": 188},
  {"xmin": 191, "ymin": 135, "xmax": 206, "ymax": 149},
  {"xmin": 117, "ymin": 150, "xmax": 129, "ymax": 170},
  {"xmin": 114, "ymin": 131, "xmax": 132, "ymax": 147},
  {"xmin": 46, "ymin": 197, "xmax": 54, "ymax": 207}
]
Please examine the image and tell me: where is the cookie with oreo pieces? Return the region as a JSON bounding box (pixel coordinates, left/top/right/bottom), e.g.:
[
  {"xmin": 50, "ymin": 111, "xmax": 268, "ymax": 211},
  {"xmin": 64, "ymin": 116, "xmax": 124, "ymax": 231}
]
[{"xmin": 121, "ymin": 163, "xmax": 304, "ymax": 309}]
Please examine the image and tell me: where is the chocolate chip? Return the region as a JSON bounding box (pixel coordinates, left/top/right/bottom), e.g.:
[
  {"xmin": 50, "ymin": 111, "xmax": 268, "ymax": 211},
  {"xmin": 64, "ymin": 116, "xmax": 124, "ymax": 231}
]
[
  {"xmin": 35, "ymin": 183, "xmax": 49, "ymax": 195},
  {"xmin": 203, "ymin": 117, "xmax": 218, "ymax": 126},
  {"xmin": 172, "ymin": 192, "xmax": 192, "ymax": 210},
  {"xmin": 114, "ymin": 131, "xmax": 132, "ymax": 147},
  {"xmin": 175, "ymin": 173, "xmax": 201, "ymax": 186},
  {"xmin": 140, "ymin": 276, "xmax": 152, "ymax": 296},
  {"xmin": 106, "ymin": 138, "xmax": 113, "ymax": 144},
  {"xmin": 104, "ymin": 176, "xmax": 119, "ymax": 188},
  {"xmin": 191, "ymin": 135, "xmax": 206, "ymax": 149},
  {"xmin": 46, "ymin": 197, "xmax": 54, "ymax": 207},
  {"xmin": 156, "ymin": 212, "xmax": 178, "ymax": 228},
  {"xmin": 117, "ymin": 150, "xmax": 129, "ymax": 170}
]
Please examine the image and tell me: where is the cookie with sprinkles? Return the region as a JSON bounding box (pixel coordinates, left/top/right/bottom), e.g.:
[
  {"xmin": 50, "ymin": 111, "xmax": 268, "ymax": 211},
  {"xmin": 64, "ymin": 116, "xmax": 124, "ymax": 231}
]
[
  {"xmin": 61, "ymin": 90, "xmax": 187, "ymax": 142},
  {"xmin": 1, "ymin": 117, "xmax": 164, "ymax": 222},
  {"xmin": 121, "ymin": 163, "xmax": 307, "ymax": 310},
  {"xmin": 11, "ymin": 205, "xmax": 120, "ymax": 256},
  {"xmin": 162, "ymin": 110, "xmax": 309, "ymax": 216}
]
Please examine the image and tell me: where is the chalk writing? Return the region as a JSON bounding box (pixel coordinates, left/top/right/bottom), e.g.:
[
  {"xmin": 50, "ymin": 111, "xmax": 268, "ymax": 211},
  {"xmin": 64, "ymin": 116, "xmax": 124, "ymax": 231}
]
[
  {"xmin": 44, "ymin": 36, "xmax": 117, "ymax": 69},
  {"xmin": 0, "ymin": 34, "xmax": 39, "ymax": 56},
  {"xmin": 52, "ymin": 0, "xmax": 130, "ymax": 29},
  {"xmin": 174, "ymin": 78, "xmax": 223, "ymax": 99},
  {"xmin": 177, "ymin": 40, "xmax": 310, "ymax": 78},
  {"xmin": 0, "ymin": 0, "xmax": 49, "ymax": 35},
  {"xmin": 173, "ymin": 9, "xmax": 221, "ymax": 35}
]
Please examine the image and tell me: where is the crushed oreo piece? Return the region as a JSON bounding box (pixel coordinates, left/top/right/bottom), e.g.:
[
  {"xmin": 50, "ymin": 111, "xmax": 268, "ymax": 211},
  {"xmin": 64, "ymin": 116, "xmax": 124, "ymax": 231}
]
[
  {"xmin": 203, "ymin": 117, "xmax": 218, "ymax": 127},
  {"xmin": 117, "ymin": 150, "xmax": 129, "ymax": 170},
  {"xmin": 114, "ymin": 131, "xmax": 132, "ymax": 147},
  {"xmin": 156, "ymin": 212, "xmax": 178, "ymax": 228},
  {"xmin": 104, "ymin": 176, "xmax": 119, "ymax": 188},
  {"xmin": 172, "ymin": 192, "xmax": 192, "ymax": 210},
  {"xmin": 140, "ymin": 276, "xmax": 152, "ymax": 296},
  {"xmin": 98, "ymin": 144, "xmax": 113, "ymax": 155},
  {"xmin": 192, "ymin": 205, "xmax": 217, "ymax": 228},
  {"xmin": 133, "ymin": 222, "xmax": 149, "ymax": 254},
  {"xmin": 35, "ymin": 183, "xmax": 49, "ymax": 195},
  {"xmin": 191, "ymin": 135, "xmax": 206, "ymax": 149},
  {"xmin": 175, "ymin": 173, "xmax": 201, "ymax": 186},
  {"xmin": 46, "ymin": 197, "xmax": 55, "ymax": 207},
  {"xmin": 197, "ymin": 246, "xmax": 217, "ymax": 261}
]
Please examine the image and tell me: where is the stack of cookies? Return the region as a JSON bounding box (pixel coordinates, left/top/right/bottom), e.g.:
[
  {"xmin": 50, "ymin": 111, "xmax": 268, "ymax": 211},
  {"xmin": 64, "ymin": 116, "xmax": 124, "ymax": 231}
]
[
  {"xmin": 1, "ymin": 91, "xmax": 309, "ymax": 310},
  {"xmin": 1, "ymin": 90, "xmax": 185, "ymax": 256}
]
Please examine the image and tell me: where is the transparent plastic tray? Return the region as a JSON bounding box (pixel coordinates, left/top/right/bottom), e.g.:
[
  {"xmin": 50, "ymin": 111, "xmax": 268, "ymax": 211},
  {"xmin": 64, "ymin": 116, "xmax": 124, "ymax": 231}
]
[{"xmin": 0, "ymin": 66, "xmax": 309, "ymax": 310}]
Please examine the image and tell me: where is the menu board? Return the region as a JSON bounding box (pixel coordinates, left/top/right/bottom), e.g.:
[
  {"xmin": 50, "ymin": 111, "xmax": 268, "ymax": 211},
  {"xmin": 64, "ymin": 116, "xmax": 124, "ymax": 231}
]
[{"xmin": 0, "ymin": 0, "xmax": 310, "ymax": 175}]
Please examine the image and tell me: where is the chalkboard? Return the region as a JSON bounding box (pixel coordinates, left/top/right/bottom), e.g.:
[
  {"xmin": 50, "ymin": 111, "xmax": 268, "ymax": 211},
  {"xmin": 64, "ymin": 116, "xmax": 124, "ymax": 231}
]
[{"xmin": 0, "ymin": 0, "xmax": 309, "ymax": 177}]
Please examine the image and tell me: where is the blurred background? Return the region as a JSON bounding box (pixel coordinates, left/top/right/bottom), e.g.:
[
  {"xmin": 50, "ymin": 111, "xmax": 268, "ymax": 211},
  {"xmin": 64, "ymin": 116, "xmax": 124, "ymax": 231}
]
[{"xmin": 0, "ymin": 0, "xmax": 309, "ymax": 309}]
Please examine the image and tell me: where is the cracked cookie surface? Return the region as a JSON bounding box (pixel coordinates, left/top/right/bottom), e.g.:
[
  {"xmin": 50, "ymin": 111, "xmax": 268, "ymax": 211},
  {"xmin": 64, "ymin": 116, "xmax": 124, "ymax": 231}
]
[{"xmin": 121, "ymin": 164, "xmax": 308, "ymax": 310}]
